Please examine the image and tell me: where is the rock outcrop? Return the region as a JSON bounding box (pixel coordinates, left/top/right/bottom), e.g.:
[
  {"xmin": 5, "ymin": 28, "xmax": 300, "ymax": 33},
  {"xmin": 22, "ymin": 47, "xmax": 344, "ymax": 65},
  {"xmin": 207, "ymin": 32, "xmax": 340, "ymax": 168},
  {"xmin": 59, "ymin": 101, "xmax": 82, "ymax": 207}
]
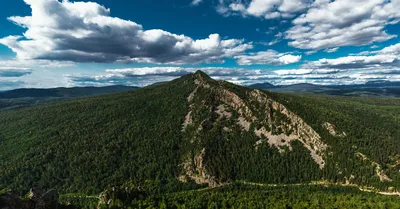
[
  {"xmin": 180, "ymin": 72, "xmax": 329, "ymax": 186},
  {"xmin": 356, "ymin": 152, "xmax": 393, "ymax": 182},
  {"xmin": 322, "ymin": 122, "xmax": 347, "ymax": 138}
]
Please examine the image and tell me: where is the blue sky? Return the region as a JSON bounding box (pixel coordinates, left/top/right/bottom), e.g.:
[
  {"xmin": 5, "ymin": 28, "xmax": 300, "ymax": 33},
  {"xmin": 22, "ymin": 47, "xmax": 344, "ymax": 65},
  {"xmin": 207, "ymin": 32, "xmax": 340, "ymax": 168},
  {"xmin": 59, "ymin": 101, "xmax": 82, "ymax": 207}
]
[{"xmin": 0, "ymin": 0, "xmax": 399, "ymax": 90}]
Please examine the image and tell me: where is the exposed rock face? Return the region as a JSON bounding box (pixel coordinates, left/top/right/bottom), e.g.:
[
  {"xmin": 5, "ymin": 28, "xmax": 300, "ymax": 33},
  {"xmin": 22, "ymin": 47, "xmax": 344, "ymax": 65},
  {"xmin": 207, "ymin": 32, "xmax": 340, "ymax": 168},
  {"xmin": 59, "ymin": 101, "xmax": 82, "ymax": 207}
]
[
  {"xmin": 181, "ymin": 72, "xmax": 328, "ymax": 185},
  {"xmin": 322, "ymin": 122, "xmax": 347, "ymax": 137},
  {"xmin": 180, "ymin": 149, "xmax": 218, "ymax": 187},
  {"xmin": 98, "ymin": 190, "xmax": 112, "ymax": 207},
  {"xmin": 249, "ymin": 89, "xmax": 327, "ymax": 169},
  {"xmin": 182, "ymin": 111, "xmax": 193, "ymax": 131},
  {"xmin": 357, "ymin": 152, "xmax": 393, "ymax": 182},
  {"xmin": 215, "ymin": 105, "xmax": 232, "ymax": 120},
  {"xmin": 0, "ymin": 188, "xmax": 58, "ymax": 209}
]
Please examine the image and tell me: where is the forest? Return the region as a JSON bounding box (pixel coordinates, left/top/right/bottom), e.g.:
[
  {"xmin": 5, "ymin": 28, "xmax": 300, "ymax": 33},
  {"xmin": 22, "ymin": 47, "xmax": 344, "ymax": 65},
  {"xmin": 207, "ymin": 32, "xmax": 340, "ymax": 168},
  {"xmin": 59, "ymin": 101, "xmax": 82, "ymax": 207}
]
[{"xmin": 0, "ymin": 72, "xmax": 399, "ymax": 208}]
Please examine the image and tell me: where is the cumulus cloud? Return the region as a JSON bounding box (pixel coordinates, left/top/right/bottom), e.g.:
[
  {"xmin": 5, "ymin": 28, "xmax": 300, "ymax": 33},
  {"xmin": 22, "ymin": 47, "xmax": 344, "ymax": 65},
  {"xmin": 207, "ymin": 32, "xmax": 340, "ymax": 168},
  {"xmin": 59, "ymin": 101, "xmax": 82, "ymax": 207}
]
[
  {"xmin": 65, "ymin": 66, "xmax": 400, "ymax": 88},
  {"xmin": 217, "ymin": 0, "xmax": 312, "ymax": 19},
  {"xmin": 274, "ymin": 69, "xmax": 341, "ymax": 75},
  {"xmin": 66, "ymin": 67, "xmax": 264, "ymax": 87},
  {"xmin": 0, "ymin": 67, "xmax": 33, "ymax": 77},
  {"xmin": 0, "ymin": 59, "xmax": 74, "ymax": 68},
  {"xmin": 324, "ymin": 47, "xmax": 339, "ymax": 53},
  {"xmin": 305, "ymin": 43, "xmax": 400, "ymax": 69},
  {"xmin": 0, "ymin": 0, "xmax": 252, "ymax": 64},
  {"xmin": 235, "ymin": 50, "xmax": 302, "ymax": 65},
  {"xmin": 286, "ymin": 0, "xmax": 400, "ymax": 50}
]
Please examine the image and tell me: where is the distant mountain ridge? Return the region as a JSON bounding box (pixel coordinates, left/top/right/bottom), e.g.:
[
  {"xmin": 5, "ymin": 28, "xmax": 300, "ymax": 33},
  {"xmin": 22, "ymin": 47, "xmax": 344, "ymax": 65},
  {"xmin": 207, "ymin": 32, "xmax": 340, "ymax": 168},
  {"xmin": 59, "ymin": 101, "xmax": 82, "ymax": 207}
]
[
  {"xmin": 0, "ymin": 85, "xmax": 138, "ymax": 99},
  {"xmin": 0, "ymin": 85, "xmax": 138, "ymax": 111},
  {"xmin": 248, "ymin": 80, "xmax": 400, "ymax": 97}
]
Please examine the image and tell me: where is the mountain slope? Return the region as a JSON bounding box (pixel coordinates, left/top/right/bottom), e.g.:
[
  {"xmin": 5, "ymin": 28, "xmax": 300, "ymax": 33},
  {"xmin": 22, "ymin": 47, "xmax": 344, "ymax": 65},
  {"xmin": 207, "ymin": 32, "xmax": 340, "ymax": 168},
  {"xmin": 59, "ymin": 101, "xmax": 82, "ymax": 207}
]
[
  {"xmin": 180, "ymin": 72, "xmax": 326, "ymax": 186},
  {"xmin": 0, "ymin": 85, "xmax": 138, "ymax": 111},
  {"xmin": 0, "ymin": 71, "xmax": 399, "ymax": 195},
  {"xmin": 248, "ymin": 81, "xmax": 400, "ymax": 97}
]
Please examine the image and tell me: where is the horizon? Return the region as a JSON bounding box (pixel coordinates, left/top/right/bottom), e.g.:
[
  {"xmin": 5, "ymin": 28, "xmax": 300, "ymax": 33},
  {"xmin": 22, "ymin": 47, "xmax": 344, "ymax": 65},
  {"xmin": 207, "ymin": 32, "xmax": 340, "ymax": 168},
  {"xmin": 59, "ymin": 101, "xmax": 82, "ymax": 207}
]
[
  {"xmin": 1, "ymin": 70, "xmax": 399, "ymax": 92},
  {"xmin": 0, "ymin": 0, "xmax": 399, "ymax": 90}
]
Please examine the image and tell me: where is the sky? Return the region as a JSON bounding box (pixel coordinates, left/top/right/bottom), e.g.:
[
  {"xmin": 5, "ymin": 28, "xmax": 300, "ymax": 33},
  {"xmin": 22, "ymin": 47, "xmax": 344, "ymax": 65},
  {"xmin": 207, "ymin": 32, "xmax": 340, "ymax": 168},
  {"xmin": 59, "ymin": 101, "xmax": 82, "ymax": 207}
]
[{"xmin": 0, "ymin": 0, "xmax": 399, "ymax": 90}]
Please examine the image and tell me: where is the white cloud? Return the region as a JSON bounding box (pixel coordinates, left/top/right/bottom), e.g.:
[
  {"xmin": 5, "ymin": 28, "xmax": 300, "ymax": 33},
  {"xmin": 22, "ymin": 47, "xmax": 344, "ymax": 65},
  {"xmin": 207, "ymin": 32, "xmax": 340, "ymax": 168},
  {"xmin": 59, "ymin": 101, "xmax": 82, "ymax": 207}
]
[
  {"xmin": 217, "ymin": 0, "xmax": 311, "ymax": 19},
  {"xmin": 0, "ymin": 0, "xmax": 252, "ymax": 64},
  {"xmin": 274, "ymin": 69, "xmax": 340, "ymax": 75},
  {"xmin": 0, "ymin": 59, "xmax": 74, "ymax": 68},
  {"xmin": 267, "ymin": 32, "xmax": 283, "ymax": 46},
  {"xmin": 235, "ymin": 50, "xmax": 301, "ymax": 65},
  {"xmin": 305, "ymin": 43, "xmax": 400, "ymax": 69},
  {"xmin": 324, "ymin": 47, "xmax": 339, "ymax": 53},
  {"xmin": 0, "ymin": 64, "xmax": 392, "ymax": 90},
  {"xmin": 279, "ymin": 54, "xmax": 302, "ymax": 65},
  {"xmin": 286, "ymin": 0, "xmax": 400, "ymax": 50},
  {"xmin": 64, "ymin": 66, "xmax": 400, "ymax": 88},
  {"xmin": 379, "ymin": 42, "xmax": 400, "ymax": 55},
  {"xmin": 191, "ymin": 0, "xmax": 203, "ymax": 6},
  {"xmin": 67, "ymin": 66, "xmax": 390, "ymax": 88},
  {"xmin": 66, "ymin": 67, "xmax": 265, "ymax": 87}
]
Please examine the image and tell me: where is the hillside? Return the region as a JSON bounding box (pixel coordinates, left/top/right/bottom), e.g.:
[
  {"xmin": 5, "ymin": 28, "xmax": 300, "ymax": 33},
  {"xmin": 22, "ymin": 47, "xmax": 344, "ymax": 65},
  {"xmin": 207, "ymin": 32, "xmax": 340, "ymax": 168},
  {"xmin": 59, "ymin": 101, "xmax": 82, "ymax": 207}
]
[
  {"xmin": 0, "ymin": 71, "xmax": 399, "ymax": 199},
  {"xmin": 0, "ymin": 85, "xmax": 138, "ymax": 111},
  {"xmin": 248, "ymin": 81, "xmax": 400, "ymax": 97}
]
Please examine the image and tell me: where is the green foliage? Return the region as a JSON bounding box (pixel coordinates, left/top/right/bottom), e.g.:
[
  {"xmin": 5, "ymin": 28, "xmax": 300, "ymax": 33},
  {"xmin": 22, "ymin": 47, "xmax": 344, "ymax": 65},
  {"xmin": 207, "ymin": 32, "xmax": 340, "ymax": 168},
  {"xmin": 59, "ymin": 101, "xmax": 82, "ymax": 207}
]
[
  {"xmin": 59, "ymin": 195, "xmax": 99, "ymax": 209},
  {"xmin": 198, "ymin": 123, "xmax": 321, "ymax": 184},
  {"xmin": 0, "ymin": 75, "xmax": 197, "ymax": 195},
  {"xmin": 0, "ymin": 71, "xmax": 399, "ymax": 199},
  {"xmin": 0, "ymin": 188, "xmax": 7, "ymax": 196},
  {"xmin": 96, "ymin": 184, "xmax": 400, "ymax": 209},
  {"xmin": 269, "ymin": 93, "xmax": 400, "ymax": 189}
]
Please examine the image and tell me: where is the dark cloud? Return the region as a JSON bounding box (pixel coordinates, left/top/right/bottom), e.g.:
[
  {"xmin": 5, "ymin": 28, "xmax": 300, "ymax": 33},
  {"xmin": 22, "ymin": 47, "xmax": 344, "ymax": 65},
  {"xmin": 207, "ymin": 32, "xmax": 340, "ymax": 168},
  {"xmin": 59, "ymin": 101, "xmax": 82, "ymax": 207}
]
[
  {"xmin": 0, "ymin": 68, "xmax": 32, "ymax": 77},
  {"xmin": 0, "ymin": 79, "xmax": 25, "ymax": 90},
  {"xmin": 0, "ymin": 0, "xmax": 252, "ymax": 64}
]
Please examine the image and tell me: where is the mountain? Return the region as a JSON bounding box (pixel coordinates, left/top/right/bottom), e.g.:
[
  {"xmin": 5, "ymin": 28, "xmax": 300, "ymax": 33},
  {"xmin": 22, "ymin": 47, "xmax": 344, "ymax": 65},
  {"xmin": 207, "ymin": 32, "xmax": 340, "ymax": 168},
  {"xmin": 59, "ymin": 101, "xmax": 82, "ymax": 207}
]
[
  {"xmin": 0, "ymin": 71, "xmax": 399, "ymax": 205},
  {"xmin": 248, "ymin": 81, "xmax": 400, "ymax": 97},
  {"xmin": 0, "ymin": 85, "xmax": 139, "ymax": 99},
  {"xmin": 246, "ymin": 82, "xmax": 276, "ymax": 89},
  {"xmin": 0, "ymin": 85, "xmax": 138, "ymax": 111}
]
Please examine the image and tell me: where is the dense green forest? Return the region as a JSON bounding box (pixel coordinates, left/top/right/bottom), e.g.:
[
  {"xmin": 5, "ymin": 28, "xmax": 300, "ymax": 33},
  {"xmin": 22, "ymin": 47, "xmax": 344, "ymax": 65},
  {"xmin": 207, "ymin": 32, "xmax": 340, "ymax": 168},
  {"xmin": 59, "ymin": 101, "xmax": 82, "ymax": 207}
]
[
  {"xmin": 57, "ymin": 183, "xmax": 400, "ymax": 209},
  {"xmin": 269, "ymin": 93, "xmax": 400, "ymax": 189},
  {"xmin": 0, "ymin": 71, "xmax": 399, "ymax": 208},
  {"xmin": 0, "ymin": 75, "xmax": 196, "ymax": 194}
]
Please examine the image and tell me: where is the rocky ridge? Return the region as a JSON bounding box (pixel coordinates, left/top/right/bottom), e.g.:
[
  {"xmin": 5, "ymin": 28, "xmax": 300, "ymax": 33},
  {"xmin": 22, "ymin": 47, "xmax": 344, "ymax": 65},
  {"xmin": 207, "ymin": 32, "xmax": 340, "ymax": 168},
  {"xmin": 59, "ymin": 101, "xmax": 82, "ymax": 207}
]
[{"xmin": 180, "ymin": 71, "xmax": 328, "ymax": 186}]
